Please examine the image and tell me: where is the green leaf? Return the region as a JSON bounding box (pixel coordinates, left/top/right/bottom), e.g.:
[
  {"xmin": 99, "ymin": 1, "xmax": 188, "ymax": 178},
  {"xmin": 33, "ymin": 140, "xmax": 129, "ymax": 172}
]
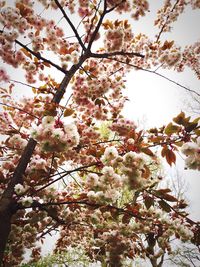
[
  {"xmin": 195, "ymin": 129, "xmax": 200, "ymax": 136},
  {"xmin": 173, "ymin": 111, "xmax": 186, "ymax": 125},
  {"xmin": 164, "ymin": 122, "xmax": 180, "ymax": 135},
  {"xmin": 192, "ymin": 117, "xmax": 200, "ymax": 124}
]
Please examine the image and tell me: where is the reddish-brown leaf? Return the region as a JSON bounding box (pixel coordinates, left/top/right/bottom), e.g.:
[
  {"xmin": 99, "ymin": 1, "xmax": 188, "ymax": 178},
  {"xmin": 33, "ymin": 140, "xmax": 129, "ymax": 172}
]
[
  {"xmin": 162, "ymin": 193, "xmax": 178, "ymax": 202},
  {"xmin": 64, "ymin": 108, "xmax": 74, "ymax": 117},
  {"xmin": 165, "ymin": 149, "xmax": 176, "ymax": 166},
  {"xmin": 20, "ymin": 48, "xmax": 32, "ymax": 59},
  {"xmin": 144, "ymin": 196, "xmax": 154, "ymax": 209},
  {"xmin": 158, "ymin": 200, "xmax": 171, "ymax": 212},
  {"xmin": 141, "ymin": 147, "xmax": 154, "ymax": 157}
]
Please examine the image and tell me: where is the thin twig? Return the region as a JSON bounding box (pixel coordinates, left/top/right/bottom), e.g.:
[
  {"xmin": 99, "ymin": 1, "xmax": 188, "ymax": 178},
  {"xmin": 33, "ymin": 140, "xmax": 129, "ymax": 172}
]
[
  {"xmin": 10, "ymin": 79, "xmax": 40, "ymax": 90},
  {"xmin": 0, "ymin": 102, "xmax": 39, "ymax": 119},
  {"xmin": 107, "ymin": 57, "xmax": 200, "ymax": 97},
  {"xmin": 35, "ymin": 163, "xmax": 98, "ymax": 193},
  {"xmin": 30, "ymin": 199, "xmax": 146, "ymax": 221}
]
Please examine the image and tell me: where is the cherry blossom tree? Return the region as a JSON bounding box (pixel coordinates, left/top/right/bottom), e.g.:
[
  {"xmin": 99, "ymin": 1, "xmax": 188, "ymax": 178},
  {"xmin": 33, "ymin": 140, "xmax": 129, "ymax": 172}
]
[{"xmin": 0, "ymin": 0, "xmax": 200, "ymax": 266}]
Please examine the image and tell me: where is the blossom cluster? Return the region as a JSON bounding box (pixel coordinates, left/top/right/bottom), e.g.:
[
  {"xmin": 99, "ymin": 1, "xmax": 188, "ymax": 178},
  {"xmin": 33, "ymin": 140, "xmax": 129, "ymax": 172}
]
[
  {"xmin": 107, "ymin": 0, "xmax": 131, "ymax": 13},
  {"xmin": 0, "ymin": 92, "xmax": 54, "ymax": 144},
  {"xmin": 181, "ymin": 137, "xmax": 200, "ymax": 170},
  {"xmin": 14, "ymin": 183, "xmax": 27, "ymax": 195},
  {"xmin": 14, "ymin": 184, "xmax": 33, "ymax": 207},
  {"xmin": 160, "ymin": 48, "xmax": 182, "ymax": 67},
  {"xmin": 0, "ymin": 1, "xmax": 200, "ymax": 266},
  {"xmin": 0, "ymin": 67, "xmax": 10, "ymax": 82},
  {"xmin": 28, "ymin": 154, "xmax": 49, "ymax": 173},
  {"xmin": 106, "ymin": 0, "xmax": 149, "ymax": 19},
  {"xmin": 122, "ymin": 151, "xmax": 152, "ymax": 190},
  {"xmin": 86, "ymin": 166, "xmax": 124, "ymax": 204},
  {"xmin": 38, "ymin": 0, "xmax": 75, "ymax": 13},
  {"xmin": 8, "ymin": 134, "xmax": 28, "ymax": 150},
  {"xmin": 131, "ymin": 0, "xmax": 149, "ymax": 20},
  {"xmin": 105, "ymin": 29, "xmax": 125, "ymax": 52},
  {"xmin": 144, "ymin": 206, "xmax": 194, "ymax": 243},
  {"xmin": 30, "ymin": 116, "xmax": 80, "ymax": 152},
  {"xmin": 77, "ymin": 122, "xmax": 100, "ymax": 144},
  {"xmin": 155, "ymin": 0, "xmax": 185, "ymax": 35},
  {"xmin": 103, "ymin": 20, "xmax": 133, "ymax": 53},
  {"xmin": 18, "ymin": 196, "xmax": 33, "ymax": 207},
  {"xmin": 56, "ymin": 200, "xmax": 194, "ymax": 267},
  {"xmin": 60, "ymin": 50, "xmax": 80, "ymax": 70},
  {"xmin": 0, "ymin": 31, "xmax": 25, "ymax": 69},
  {"xmin": 190, "ymin": 0, "xmax": 200, "ymax": 9},
  {"xmin": 176, "ymin": 41, "xmax": 200, "ymax": 79},
  {"xmin": 0, "ymin": 4, "xmax": 79, "ymax": 83},
  {"xmin": 0, "ymin": 6, "xmax": 30, "ymax": 33},
  {"xmin": 72, "ymin": 68, "xmax": 126, "ymax": 120},
  {"xmin": 110, "ymin": 118, "xmax": 136, "ymax": 136},
  {"xmin": 86, "ymin": 146, "xmax": 154, "ymax": 204}
]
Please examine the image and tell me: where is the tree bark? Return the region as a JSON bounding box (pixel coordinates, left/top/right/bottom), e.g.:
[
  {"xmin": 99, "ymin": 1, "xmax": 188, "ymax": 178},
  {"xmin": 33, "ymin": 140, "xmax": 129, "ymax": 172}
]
[
  {"xmin": 0, "ymin": 200, "xmax": 14, "ymax": 266},
  {"xmin": 0, "ymin": 138, "xmax": 37, "ymax": 266}
]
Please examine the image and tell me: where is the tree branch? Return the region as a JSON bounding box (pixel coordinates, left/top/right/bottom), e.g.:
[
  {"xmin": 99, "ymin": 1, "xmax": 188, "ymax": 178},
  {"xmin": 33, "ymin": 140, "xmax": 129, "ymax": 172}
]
[
  {"xmin": 87, "ymin": 0, "xmax": 107, "ymax": 50},
  {"xmin": 10, "ymin": 79, "xmax": 40, "ymax": 90},
  {"xmin": 91, "ymin": 51, "xmax": 144, "ymax": 59},
  {"xmin": 156, "ymin": 0, "xmax": 180, "ymax": 42},
  {"xmin": 36, "ymin": 203, "xmax": 66, "ymax": 225},
  {"xmin": 148, "ymin": 189, "xmax": 199, "ymax": 226},
  {"xmin": 83, "ymin": 0, "xmax": 102, "ymax": 47},
  {"xmin": 0, "ymin": 102, "xmax": 39, "ymax": 119},
  {"xmin": 15, "ymin": 39, "xmax": 68, "ymax": 74},
  {"xmin": 23, "ymin": 199, "xmax": 146, "ymax": 221},
  {"xmin": 34, "ymin": 163, "xmax": 98, "ymax": 193},
  {"xmin": 0, "ymin": 137, "xmax": 37, "ymax": 262},
  {"xmin": 54, "ymin": 0, "xmax": 86, "ymax": 51}
]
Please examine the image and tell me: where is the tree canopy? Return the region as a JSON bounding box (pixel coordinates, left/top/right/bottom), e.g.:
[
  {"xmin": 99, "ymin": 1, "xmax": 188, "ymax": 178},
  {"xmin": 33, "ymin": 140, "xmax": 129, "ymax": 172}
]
[{"xmin": 0, "ymin": 0, "xmax": 200, "ymax": 266}]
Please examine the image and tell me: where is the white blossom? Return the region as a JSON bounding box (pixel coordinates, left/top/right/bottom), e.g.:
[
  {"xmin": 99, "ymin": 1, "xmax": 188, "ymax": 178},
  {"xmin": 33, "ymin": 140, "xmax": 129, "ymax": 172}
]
[
  {"xmin": 52, "ymin": 128, "xmax": 65, "ymax": 139},
  {"xmin": 86, "ymin": 174, "xmax": 99, "ymax": 187},
  {"xmin": 14, "ymin": 184, "xmax": 26, "ymax": 195},
  {"xmin": 41, "ymin": 116, "xmax": 55, "ymax": 126},
  {"xmin": 181, "ymin": 142, "xmax": 198, "ymax": 155},
  {"xmin": 19, "ymin": 196, "xmax": 33, "ymax": 207}
]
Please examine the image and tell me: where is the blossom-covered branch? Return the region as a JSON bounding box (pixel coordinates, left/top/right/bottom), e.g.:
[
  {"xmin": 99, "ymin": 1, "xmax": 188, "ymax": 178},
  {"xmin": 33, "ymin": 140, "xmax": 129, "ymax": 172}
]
[{"xmin": 54, "ymin": 0, "xmax": 86, "ymax": 51}]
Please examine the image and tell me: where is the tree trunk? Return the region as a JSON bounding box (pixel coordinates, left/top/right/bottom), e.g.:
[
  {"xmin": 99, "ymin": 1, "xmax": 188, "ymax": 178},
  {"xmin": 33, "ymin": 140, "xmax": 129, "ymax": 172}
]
[
  {"xmin": 0, "ymin": 54, "xmax": 87, "ymax": 265},
  {"xmin": 149, "ymin": 258, "xmax": 158, "ymax": 267},
  {"xmin": 0, "ymin": 200, "xmax": 14, "ymax": 266},
  {"xmin": 0, "ymin": 138, "xmax": 37, "ymax": 265}
]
